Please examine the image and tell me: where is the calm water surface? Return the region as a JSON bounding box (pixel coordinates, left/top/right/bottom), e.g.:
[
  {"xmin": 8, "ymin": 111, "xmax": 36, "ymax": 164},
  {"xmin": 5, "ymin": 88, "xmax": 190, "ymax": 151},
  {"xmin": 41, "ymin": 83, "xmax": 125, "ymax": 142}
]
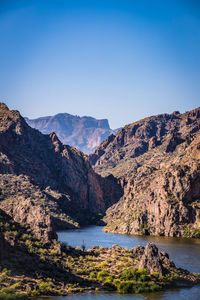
[
  {"xmin": 57, "ymin": 226, "xmax": 200, "ymax": 273},
  {"xmin": 46, "ymin": 226, "xmax": 200, "ymax": 300}
]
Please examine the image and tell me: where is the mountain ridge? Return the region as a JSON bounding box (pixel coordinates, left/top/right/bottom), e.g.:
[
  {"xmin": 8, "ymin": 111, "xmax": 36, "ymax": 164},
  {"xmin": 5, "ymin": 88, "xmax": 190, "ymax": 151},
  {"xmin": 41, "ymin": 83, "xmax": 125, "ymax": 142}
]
[
  {"xmin": 0, "ymin": 103, "xmax": 200, "ymax": 297},
  {"xmin": 89, "ymin": 107, "xmax": 200, "ymax": 238},
  {"xmin": 0, "ymin": 103, "xmax": 122, "ymax": 240},
  {"xmin": 25, "ymin": 112, "xmax": 117, "ymax": 154}
]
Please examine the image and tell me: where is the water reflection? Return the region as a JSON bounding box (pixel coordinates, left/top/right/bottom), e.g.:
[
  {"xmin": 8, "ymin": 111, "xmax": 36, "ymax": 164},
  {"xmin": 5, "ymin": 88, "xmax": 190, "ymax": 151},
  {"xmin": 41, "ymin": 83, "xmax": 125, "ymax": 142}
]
[{"xmin": 48, "ymin": 286, "xmax": 200, "ymax": 300}]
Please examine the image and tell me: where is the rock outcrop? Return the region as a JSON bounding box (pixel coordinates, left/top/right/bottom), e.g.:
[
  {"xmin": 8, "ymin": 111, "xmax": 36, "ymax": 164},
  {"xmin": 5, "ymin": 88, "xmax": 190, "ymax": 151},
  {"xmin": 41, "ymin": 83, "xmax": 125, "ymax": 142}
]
[
  {"xmin": 0, "ymin": 103, "xmax": 122, "ymax": 239},
  {"xmin": 0, "ymin": 209, "xmax": 198, "ymax": 297},
  {"xmin": 1, "ymin": 103, "xmax": 200, "ymax": 297},
  {"xmin": 89, "ymin": 107, "xmax": 200, "ymax": 238},
  {"xmin": 26, "ymin": 113, "xmax": 117, "ymax": 154},
  {"xmin": 137, "ymin": 243, "xmax": 174, "ymax": 275}
]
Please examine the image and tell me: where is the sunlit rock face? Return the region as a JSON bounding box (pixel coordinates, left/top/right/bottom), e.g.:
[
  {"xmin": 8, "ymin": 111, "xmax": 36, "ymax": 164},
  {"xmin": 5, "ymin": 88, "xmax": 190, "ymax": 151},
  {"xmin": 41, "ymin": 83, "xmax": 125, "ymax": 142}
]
[
  {"xmin": 0, "ymin": 103, "xmax": 122, "ymax": 240},
  {"xmin": 90, "ymin": 107, "xmax": 200, "ymax": 238}
]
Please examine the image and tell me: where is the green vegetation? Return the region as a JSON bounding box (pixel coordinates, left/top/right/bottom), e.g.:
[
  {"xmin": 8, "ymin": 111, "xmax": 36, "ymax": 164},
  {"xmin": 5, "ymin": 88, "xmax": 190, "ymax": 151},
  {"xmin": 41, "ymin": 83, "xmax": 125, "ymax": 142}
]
[
  {"xmin": 113, "ymin": 268, "xmax": 163, "ymax": 293},
  {"xmin": 138, "ymin": 223, "xmax": 149, "ymax": 235},
  {"xmin": 120, "ymin": 268, "xmax": 148, "ymax": 281},
  {"xmin": 117, "ymin": 281, "xmax": 160, "ymax": 294},
  {"xmin": 183, "ymin": 227, "xmax": 200, "ymax": 238},
  {"xmin": 38, "ymin": 281, "xmax": 53, "ymax": 294},
  {"xmin": 0, "ymin": 205, "xmax": 199, "ymax": 297},
  {"xmin": 0, "ymin": 280, "xmax": 28, "ymax": 299},
  {"xmin": 0, "ymin": 295, "xmax": 28, "ymax": 300},
  {"xmin": 97, "ymin": 270, "xmax": 109, "ymax": 281}
]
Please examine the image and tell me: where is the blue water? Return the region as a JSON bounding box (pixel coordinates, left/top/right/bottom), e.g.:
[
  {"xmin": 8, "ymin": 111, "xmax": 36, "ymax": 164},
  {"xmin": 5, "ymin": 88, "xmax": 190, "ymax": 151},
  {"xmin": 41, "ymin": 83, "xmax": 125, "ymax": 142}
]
[
  {"xmin": 43, "ymin": 226, "xmax": 200, "ymax": 300},
  {"xmin": 57, "ymin": 226, "xmax": 200, "ymax": 273},
  {"xmin": 49, "ymin": 286, "xmax": 200, "ymax": 300}
]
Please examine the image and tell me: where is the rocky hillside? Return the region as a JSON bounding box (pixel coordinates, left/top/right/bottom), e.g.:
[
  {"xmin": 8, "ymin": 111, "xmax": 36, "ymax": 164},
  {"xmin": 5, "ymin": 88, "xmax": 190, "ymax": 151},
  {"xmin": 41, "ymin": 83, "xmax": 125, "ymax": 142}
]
[
  {"xmin": 26, "ymin": 113, "xmax": 116, "ymax": 154},
  {"xmin": 0, "ymin": 103, "xmax": 122, "ymax": 239},
  {"xmin": 89, "ymin": 108, "xmax": 200, "ymax": 238},
  {"xmin": 0, "ymin": 207, "xmax": 199, "ymax": 297},
  {"xmin": 1, "ymin": 103, "xmax": 200, "ymax": 298}
]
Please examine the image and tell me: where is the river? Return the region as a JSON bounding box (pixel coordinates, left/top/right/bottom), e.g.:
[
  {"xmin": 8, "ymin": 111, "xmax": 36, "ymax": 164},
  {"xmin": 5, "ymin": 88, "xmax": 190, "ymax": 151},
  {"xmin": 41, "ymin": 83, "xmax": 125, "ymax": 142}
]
[{"xmin": 41, "ymin": 226, "xmax": 200, "ymax": 300}]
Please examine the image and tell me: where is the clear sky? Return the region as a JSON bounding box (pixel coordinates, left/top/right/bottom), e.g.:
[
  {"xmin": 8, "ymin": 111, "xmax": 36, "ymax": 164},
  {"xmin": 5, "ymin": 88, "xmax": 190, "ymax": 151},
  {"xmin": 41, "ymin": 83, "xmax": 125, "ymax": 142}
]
[{"xmin": 0, "ymin": 0, "xmax": 200, "ymax": 128}]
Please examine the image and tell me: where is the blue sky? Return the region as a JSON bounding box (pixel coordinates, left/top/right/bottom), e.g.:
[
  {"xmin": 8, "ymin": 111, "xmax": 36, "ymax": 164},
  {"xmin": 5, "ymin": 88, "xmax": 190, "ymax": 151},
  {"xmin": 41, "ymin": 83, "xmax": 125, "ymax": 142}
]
[{"xmin": 0, "ymin": 0, "xmax": 200, "ymax": 128}]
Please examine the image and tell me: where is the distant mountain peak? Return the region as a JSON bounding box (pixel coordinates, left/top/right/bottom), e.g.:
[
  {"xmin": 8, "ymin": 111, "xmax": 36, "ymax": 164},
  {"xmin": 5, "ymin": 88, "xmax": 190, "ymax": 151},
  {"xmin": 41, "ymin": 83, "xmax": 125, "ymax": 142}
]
[{"xmin": 25, "ymin": 112, "xmax": 116, "ymax": 154}]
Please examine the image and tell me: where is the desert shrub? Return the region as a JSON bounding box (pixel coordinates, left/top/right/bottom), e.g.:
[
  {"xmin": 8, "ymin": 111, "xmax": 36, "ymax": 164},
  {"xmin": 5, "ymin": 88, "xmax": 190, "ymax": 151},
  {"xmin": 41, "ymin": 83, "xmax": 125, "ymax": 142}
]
[
  {"xmin": 193, "ymin": 228, "xmax": 200, "ymax": 238},
  {"xmin": 49, "ymin": 249, "xmax": 57, "ymax": 255},
  {"xmin": 149, "ymin": 283, "xmax": 160, "ymax": 292},
  {"xmin": 140, "ymin": 274, "xmax": 148, "ymax": 282},
  {"xmin": 21, "ymin": 234, "xmax": 32, "ymax": 241},
  {"xmin": 104, "ymin": 276, "xmax": 113, "ymax": 284},
  {"xmin": 34, "ymin": 241, "xmax": 41, "ymax": 248},
  {"xmin": 0, "ymin": 283, "xmax": 20, "ymax": 294},
  {"xmin": 117, "ymin": 281, "xmax": 136, "ymax": 293},
  {"xmin": 120, "ymin": 268, "xmax": 148, "ymax": 281},
  {"xmin": 97, "ymin": 270, "xmax": 109, "ymax": 281},
  {"xmin": 98, "ymin": 262, "xmax": 108, "ymax": 268},
  {"xmin": 89, "ymin": 272, "xmax": 96, "ymax": 279},
  {"xmin": 30, "ymin": 289, "xmax": 39, "ymax": 297},
  {"xmin": 0, "ymin": 269, "xmax": 11, "ymax": 282},
  {"xmin": 0, "ymin": 294, "xmax": 28, "ymax": 300},
  {"xmin": 183, "ymin": 228, "xmax": 191, "ymax": 237},
  {"xmin": 113, "ymin": 279, "xmax": 121, "ymax": 286},
  {"xmin": 117, "ymin": 280, "xmax": 160, "ymax": 294},
  {"xmin": 120, "ymin": 269, "xmax": 136, "ymax": 280},
  {"xmin": 38, "ymin": 281, "xmax": 52, "ymax": 294},
  {"xmin": 4, "ymin": 231, "xmax": 18, "ymax": 238},
  {"xmin": 165, "ymin": 272, "xmax": 179, "ymax": 283},
  {"xmin": 38, "ymin": 248, "xmax": 48, "ymax": 255},
  {"xmin": 0, "ymin": 282, "xmax": 27, "ymax": 299},
  {"xmin": 151, "ymin": 272, "xmax": 159, "ymax": 279}
]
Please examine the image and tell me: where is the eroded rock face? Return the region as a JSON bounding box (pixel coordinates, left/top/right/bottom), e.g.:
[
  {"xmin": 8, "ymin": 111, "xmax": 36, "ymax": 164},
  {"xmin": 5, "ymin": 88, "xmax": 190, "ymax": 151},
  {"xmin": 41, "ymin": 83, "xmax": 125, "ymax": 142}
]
[
  {"xmin": 103, "ymin": 131, "xmax": 200, "ymax": 237},
  {"xmin": 89, "ymin": 108, "xmax": 200, "ymax": 176},
  {"xmin": 0, "ymin": 103, "xmax": 122, "ymax": 239},
  {"xmin": 137, "ymin": 243, "xmax": 164, "ymax": 275},
  {"xmin": 148, "ymin": 136, "xmax": 158, "ymax": 149},
  {"xmin": 91, "ymin": 107, "xmax": 200, "ymax": 238},
  {"xmin": 129, "ymin": 243, "xmax": 175, "ymax": 275},
  {"xmin": 10, "ymin": 199, "xmax": 57, "ymax": 241}
]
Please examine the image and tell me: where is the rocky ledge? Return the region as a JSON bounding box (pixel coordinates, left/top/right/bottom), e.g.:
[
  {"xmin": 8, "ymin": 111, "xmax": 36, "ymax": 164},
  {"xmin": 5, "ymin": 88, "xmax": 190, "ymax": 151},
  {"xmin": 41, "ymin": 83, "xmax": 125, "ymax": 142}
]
[{"xmin": 0, "ymin": 210, "xmax": 199, "ymax": 298}]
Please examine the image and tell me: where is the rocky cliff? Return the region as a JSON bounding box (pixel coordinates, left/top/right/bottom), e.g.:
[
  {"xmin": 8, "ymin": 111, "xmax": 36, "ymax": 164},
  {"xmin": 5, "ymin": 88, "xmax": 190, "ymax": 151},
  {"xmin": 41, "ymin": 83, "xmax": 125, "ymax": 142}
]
[
  {"xmin": 0, "ymin": 103, "xmax": 122, "ymax": 239},
  {"xmin": 89, "ymin": 108, "xmax": 200, "ymax": 238},
  {"xmin": 26, "ymin": 113, "xmax": 116, "ymax": 154},
  {"xmin": 0, "ymin": 104, "xmax": 200, "ymax": 297}
]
